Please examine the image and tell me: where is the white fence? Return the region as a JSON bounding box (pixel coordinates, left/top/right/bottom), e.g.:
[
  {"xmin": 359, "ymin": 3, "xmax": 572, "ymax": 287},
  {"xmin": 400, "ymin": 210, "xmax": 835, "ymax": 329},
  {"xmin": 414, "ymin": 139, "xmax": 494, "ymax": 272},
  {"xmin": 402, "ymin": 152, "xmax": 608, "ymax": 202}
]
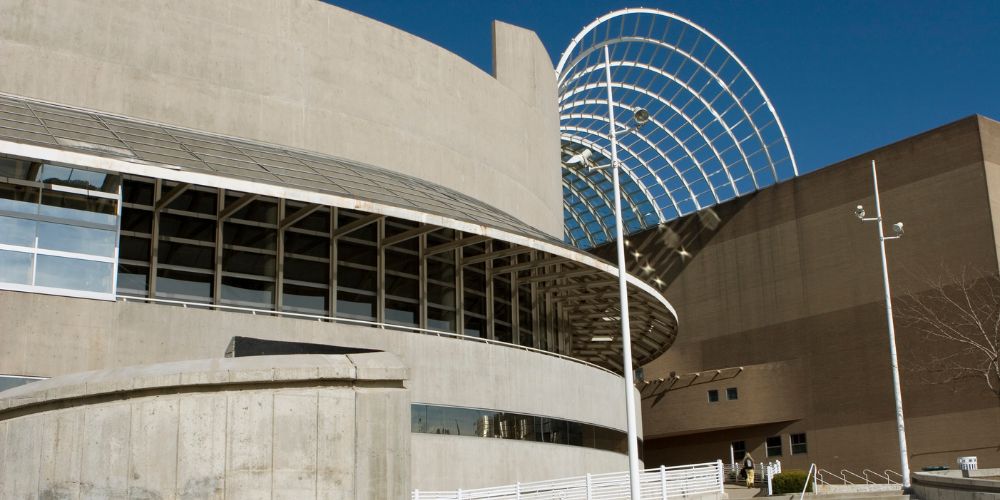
[{"xmin": 413, "ymin": 461, "xmax": 725, "ymax": 500}]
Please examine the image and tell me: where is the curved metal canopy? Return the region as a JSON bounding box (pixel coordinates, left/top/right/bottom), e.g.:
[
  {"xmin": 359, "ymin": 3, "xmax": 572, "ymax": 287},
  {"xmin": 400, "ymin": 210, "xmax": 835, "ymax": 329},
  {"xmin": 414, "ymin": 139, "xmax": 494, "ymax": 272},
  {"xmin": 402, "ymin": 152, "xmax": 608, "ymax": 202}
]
[{"xmin": 558, "ymin": 8, "xmax": 798, "ymax": 248}]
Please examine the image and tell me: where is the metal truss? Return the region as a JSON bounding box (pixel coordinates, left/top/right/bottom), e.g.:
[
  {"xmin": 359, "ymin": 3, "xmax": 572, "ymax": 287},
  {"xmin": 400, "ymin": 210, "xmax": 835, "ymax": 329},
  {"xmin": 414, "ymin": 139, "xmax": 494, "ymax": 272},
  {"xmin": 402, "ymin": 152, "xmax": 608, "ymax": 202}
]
[{"xmin": 558, "ymin": 8, "xmax": 798, "ymax": 248}]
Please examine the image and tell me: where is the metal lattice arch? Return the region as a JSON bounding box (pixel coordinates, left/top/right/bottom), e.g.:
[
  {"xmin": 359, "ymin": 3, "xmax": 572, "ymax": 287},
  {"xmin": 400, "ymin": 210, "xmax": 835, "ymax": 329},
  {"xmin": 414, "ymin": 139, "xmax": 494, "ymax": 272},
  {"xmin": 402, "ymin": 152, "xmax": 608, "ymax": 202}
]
[{"xmin": 558, "ymin": 8, "xmax": 799, "ymax": 248}]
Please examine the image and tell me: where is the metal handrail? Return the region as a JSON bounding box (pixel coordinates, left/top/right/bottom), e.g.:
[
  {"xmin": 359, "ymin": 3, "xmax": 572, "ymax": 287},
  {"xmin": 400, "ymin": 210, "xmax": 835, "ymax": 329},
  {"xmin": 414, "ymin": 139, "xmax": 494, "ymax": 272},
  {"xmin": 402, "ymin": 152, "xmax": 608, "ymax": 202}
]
[
  {"xmin": 801, "ymin": 464, "xmax": 817, "ymax": 500},
  {"xmin": 841, "ymin": 469, "xmax": 869, "ymax": 484},
  {"xmin": 884, "ymin": 470, "xmax": 903, "ymax": 483},
  {"xmin": 117, "ymin": 295, "xmax": 617, "ymax": 375},
  {"xmin": 863, "ymin": 469, "xmax": 897, "ymax": 485},
  {"xmin": 413, "ymin": 461, "xmax": 725, "ymax": 500},
  {"xmin": 817, "ymin": 468, "xmax": 847, "ymax": 485}
]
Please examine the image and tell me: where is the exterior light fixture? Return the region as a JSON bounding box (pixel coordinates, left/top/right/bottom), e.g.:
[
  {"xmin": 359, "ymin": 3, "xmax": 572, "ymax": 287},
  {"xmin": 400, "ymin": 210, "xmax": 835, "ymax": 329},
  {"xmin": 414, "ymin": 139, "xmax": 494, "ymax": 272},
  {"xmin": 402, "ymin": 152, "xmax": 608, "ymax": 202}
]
[
  {"xmin": 855, "ymin": 160, "xmax": 911, "ymax": 489},
  {"xmin": 633, "ymin": 108, "xmax": 650, "ymax": 126}
]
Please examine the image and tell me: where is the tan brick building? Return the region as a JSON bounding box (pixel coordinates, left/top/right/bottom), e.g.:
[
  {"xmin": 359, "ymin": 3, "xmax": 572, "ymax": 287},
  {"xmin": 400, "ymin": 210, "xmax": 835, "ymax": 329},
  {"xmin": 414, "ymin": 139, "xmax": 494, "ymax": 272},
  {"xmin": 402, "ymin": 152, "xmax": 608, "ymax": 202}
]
[{"xmin": 630, "ymin": 115, "xmax": 1000, "ymax": 473}]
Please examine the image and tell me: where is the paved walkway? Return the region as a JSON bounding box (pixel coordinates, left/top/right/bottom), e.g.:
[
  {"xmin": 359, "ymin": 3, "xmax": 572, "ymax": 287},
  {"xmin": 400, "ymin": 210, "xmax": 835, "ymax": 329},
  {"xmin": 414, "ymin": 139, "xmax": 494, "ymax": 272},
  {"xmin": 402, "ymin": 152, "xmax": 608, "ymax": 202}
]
[{"xmin": 725, "ymin": 483, "xmax": 765, "ymax": 499}]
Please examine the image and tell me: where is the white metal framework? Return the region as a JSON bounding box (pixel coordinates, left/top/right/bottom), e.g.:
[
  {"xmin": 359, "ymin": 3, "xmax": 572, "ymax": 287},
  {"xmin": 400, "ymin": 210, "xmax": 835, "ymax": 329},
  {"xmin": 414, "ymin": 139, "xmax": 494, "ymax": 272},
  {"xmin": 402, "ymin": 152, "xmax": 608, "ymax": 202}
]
[{"xmin": 558, "ymin": 8, "xmax": 798, "ymax": 248}]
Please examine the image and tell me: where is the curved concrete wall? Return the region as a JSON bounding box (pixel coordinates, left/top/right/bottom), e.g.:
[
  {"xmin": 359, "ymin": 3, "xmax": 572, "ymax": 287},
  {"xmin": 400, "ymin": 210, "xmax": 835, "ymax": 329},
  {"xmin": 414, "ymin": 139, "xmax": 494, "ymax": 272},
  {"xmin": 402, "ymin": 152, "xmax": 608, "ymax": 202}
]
[
  {"xmin": 0, "ymin": 354, "xmax": 410, "ymax": 499},
  {"xmin": 0, "ymin": 0, "xmax": 563, "ymax": 237},
  {"xmin": 0, "ymin": 292, "xmax": 634, "ymax": 489}
]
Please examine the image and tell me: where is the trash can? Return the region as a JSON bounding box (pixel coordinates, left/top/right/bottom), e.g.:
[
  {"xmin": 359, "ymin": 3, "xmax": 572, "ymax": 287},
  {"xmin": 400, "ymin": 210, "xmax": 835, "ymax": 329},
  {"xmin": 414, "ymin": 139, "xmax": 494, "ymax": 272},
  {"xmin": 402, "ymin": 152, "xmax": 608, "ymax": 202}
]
[{"xmin": 958, "ymin": 456, "xmax": 978, "ymax": 471}]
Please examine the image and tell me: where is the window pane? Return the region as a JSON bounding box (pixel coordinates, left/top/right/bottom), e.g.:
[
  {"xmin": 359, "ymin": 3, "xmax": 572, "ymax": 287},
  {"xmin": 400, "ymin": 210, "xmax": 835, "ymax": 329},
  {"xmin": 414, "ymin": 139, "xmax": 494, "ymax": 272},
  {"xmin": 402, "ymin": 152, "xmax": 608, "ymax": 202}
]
[
  {"xmin": 117, "ymin": 264, "xmax": 148, "ymax": 294},
  {"xmin": 386, "ymin": 299, "xmax": 418, "ymax": 326},
  {"xmin": 791, "ymin": 433, "xmax": 808, "ymax": 454},
  {"xmin": 155, "ymin": 268, "xmax": 212, "ymax": 301},
  {"xmin": 35, "ymin": 255, "xmax": 112, "ymax": 293},
  {"xmin": 222, "ymin": 249, "xmax": 275, "ymax": 277},
  {"xmin": 0, "ymin": 183, "xmax": 39, "ymax": 214},
  {"xmin": 0, "ymin": 215, "xmax": 35, "ymax": 247},
  {"xmin": 120, "ymin": 208, "xmax": 152, "ymax": 232},
  {"xmin": 427, "ymin": 307, "xmax": 455, "ymax": 332},
  {"xmin": 159, "ymin": 213, "xmax": 214, "ymax": 241},
  {"xmin": 122, "ymin": 179, "xmax": 154, "ymax": 205},
  {"xmin": 40, "ymin": 191, "xmax": 116, "ymax": 225},
  {"xmin": 119, "ymin": 236, "xmax": 150, "ymax": 262},
  {"xmin": 337, "ymin": 265, "xmax": 376, "ymax": 292},
  {"xmin": 726, "ymin": 387, "xmax": 738, "ymax": 400},
  {"xmin": 221, "ymin": 276, "xmax": 273, "ymax": 307},
  {"xmin": 336, "ymin": 291, "xmax": 375, "ymax": 320},
  {"xmin": 284, "ymin": 257, "xmax": 328, "ymax": 284},
  {"xmin": 282, "ymin": 284, "xmax": 328, "ymax": 314},
  {"xmin": 0, "ymin": 157, "xmax": 36, "ymax": 180},
  {"xmin": 464, "ymin": 315, "xmax": 485, "ymax": 338},
  {"xmin": 0, "ymin": 249, "xmax": 32, "ymax": 285},
  {"xmin": 38, "ymin": 164, "xmax": 119, "ymax": 193},
  {"xmin": 337, "ymin": 240, "xmax": 376, "ymax": 266},
  {"xmin": 166, "ymin": 187, "xmax": 216, "ymax": 214},
  {"xmin": 766, "ymin": 436, "xmax": 782, "ymax": 457},
  {"xmin": 37, "ymin": 222, "xmax": 115, "ymax": 257},
  {"xmin": 158, "ymin": 241, "xmax": 214, "ymax": 270},
  {"xmin": 708, "ymin": 390, "xmax": 719, "ymax": 402},
  {"xmin": 385, "ymin": 249, "xmax": 418, "ymax": 274},
  {"xmin": 224, "ymin": 223, "xmax": 275, "ymax": 250},
  {"xmin": 732, "ymin": 440, "xmax": 747, "ymax": 460},
  {"xmin": 284, "ymin": 232, "xmax": 328, "ymax": 258}
]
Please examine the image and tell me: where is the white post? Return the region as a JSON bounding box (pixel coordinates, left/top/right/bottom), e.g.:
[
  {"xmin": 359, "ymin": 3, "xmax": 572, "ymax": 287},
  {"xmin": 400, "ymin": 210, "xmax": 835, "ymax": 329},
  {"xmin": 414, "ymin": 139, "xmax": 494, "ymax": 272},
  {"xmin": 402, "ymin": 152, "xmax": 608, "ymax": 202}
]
[
  {"xmin": 729, "ymin": 444, "xmax": 736, "ymax": 473},
  {"xmin": 603, "ymin": 42, "xmax": 642, "ymax": 500},
  {"xmin": 457, "ymin": 488, "xmax": 462, "ymax": 500},
  {"xmin": 661, "ymin": 465, "xmax": 669, "ymax": 499},
  {"xmin": 870, "ymin": 160, "xmax": 912, "ymax": 488},
  {"xmin": 586, "ymin": 473, "xmax": 593, "ymax": 500},
  {"xmin": 766, "ymin": 463, "xmax": 773, "ymax": 496},
  {"xmin": 515, "ymin": 482, "xmax": 521, "ymax": 500},
  {"xmin": 717, "ymin": 459, "xmax": 725, "ymax": 494},
  {"xmin": 413, "ymin": 489, "xmax": 419, "ymax": 500}
]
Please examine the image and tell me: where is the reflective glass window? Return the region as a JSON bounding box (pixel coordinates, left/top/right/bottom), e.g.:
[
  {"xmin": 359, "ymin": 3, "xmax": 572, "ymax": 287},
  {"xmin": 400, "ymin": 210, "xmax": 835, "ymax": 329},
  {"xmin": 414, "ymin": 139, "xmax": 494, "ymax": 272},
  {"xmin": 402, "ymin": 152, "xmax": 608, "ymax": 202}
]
[
  {"xmin": 38, "ymin": 164, "xmax": 118, "ymax": 192},
  {"xmin": 464, "ymin": 316, "xmax": 485, "ymax": 338},
  {"xmin": 0, "ymin": 184, "xmax": 39, "ymax": 214},
  {"xmin": 337, "ymin": 265, "xmax": 376, "ymax": 292},
  {"xmin": 158, "ymin": 242, "xmax": 214, "ymax": 270},
  {"xmin": 282, "ymin": 284, "xmax": 328, "ymax": 314},
  {"xmin": 221, "ymin": 276, "xmax": 273, "ymax": 307},
  {"xmin": 336, "ymin": 291, "xmax": 375, "ymax": 320},
  {"xmin": 155, "ymin": 268, "xmax": 213, "ymax": 301},
  {"xmin": 120, "ymin": 208, "xmax": 152, "ymax": 232},
  {"xmin": 222, "ymin": 249, "xmax": 275, "ymax": 276},
  {"xmin": 40, "ymin": 191, "xmax": 115, "ymax": 225},
  {"xmin": 284, "ymin": 232, "xmax": 328, "ymax": 258},
  {"xmin": 386, "ymin": 299, "xmax": 418, "ymax": 326},
  {"xmin": 166, "ymin": 187, "xmax": 215, "ymax": 214},
  {"xmin": 0, "ymin": 216, "xmax": 35, "ymax": 247},
  {"xmin": 0, "ymin": 157, "xmax": 36, "ymax": 180},
  {"xmin": 159, "ymin": 213, "xmax": 214, "ymax": 241},
  {"xmin": 224, "ymin": 224, "xmax": 276, "ymax": 250},
  {"xmin": 227, "ymin": 197, "xmax": 277, "ymax": 224},
  {"xmin": 117, "ymin": 264, "xmax": 148, "ymax": 294},
  {"xmin": 36, "ymin": 222, "xmax": 115, "ymax": 257},
  {"xmin": 427, "ymin": 307, "xmax": 455, "ymax": 332},
  {"xmin": 35, "ymin": 255, "xmax": 112, "ymax": 293},
  {"xmin": 284, "ymin": 257, "xmax": 328, "ymax": 284},
  {"xmin": 790, "ymin": 433, "xmax": 808, "ymax": 454},
  {"xmin": 337, "ymin": 240, "xmax": 376, "ymax": 267},
  {"xmin": 0, "ymin": 250, "xmax": 33, "ymax": 285}
]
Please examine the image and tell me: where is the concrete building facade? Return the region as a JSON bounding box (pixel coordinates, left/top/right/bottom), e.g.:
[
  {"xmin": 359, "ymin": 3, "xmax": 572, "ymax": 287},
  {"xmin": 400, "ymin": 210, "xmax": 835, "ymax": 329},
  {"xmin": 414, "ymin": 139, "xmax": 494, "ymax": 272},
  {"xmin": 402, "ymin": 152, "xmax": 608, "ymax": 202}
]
[{"xmin": 0, "ymin": 0, "xmax": 680, "ymax": 496}]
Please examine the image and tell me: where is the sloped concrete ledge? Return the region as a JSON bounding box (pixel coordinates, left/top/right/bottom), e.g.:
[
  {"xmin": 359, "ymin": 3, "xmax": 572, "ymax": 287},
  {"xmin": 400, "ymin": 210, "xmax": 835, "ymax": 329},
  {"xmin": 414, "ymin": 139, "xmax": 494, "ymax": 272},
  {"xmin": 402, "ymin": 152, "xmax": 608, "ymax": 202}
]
[{"xmin": 0, "ymin": 353, "xmax": 411, "ymax": 499}]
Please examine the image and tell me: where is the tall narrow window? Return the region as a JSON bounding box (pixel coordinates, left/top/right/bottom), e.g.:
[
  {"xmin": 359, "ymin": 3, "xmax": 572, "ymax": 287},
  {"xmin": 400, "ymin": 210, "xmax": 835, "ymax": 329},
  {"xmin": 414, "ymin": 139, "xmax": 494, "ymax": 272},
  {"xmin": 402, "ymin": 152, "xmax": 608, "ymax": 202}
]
[
  {"xmin": 766, "ymin": 436, "xmax": 782, "ymax": 457},
  {"xmin": 732, "ymin": 440, "xmax": 746, "ymax": 460},
  {"xmin": 790, "ymin": 433, "xmax": 808, "ymax": 454}
]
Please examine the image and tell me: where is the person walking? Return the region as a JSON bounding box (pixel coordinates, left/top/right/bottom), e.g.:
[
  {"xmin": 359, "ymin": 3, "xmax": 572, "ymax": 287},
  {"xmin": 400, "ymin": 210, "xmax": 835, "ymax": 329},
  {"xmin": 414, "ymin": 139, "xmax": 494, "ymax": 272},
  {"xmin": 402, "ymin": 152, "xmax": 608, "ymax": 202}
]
[{"xmin": 742, "ymin": 453, "xmax": 756, "ymax": 488}]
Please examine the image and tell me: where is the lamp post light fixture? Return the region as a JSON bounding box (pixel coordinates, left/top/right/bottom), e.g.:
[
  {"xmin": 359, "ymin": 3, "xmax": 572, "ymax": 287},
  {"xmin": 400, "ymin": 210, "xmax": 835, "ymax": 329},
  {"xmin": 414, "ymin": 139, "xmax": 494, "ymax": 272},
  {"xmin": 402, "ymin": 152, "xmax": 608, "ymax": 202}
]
[
  {"xmin": 855, "ymin": 159, "xmax": 911, "ymax": 489},
  {"xmin": 602, "ymin": 44, "xmax": 643, "ymax": 500}
]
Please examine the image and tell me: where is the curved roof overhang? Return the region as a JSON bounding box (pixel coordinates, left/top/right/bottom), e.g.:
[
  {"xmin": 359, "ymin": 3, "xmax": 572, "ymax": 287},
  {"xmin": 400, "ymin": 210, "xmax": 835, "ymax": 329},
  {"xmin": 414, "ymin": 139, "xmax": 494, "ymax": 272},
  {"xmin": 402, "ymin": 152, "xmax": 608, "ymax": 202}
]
[
  {"xmin": 0, "ymin": 93, "xmax": 677, "ymax": 372},
  {"xmin": 557, "ymin": 8, "xmax": 798, "ymax": 249}
]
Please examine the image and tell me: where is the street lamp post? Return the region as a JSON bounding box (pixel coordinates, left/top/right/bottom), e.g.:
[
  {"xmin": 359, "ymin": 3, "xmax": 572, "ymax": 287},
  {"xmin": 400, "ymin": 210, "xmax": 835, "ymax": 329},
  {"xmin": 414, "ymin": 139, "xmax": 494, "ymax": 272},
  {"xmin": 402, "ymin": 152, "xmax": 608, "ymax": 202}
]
[
  {"xmin": 602, "ymin": 44, "xmax": 643, "ymax": 499},
  {"xmin": 855, "ymin": 159, "xmax": 911, "ymax": 489}
]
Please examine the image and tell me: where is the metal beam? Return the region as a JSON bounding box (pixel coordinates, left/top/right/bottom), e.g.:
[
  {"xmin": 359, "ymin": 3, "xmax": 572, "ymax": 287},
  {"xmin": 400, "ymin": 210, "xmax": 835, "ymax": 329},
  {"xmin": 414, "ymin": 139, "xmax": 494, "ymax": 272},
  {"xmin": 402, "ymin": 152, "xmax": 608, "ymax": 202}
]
[
  {"xmin": 381, "ymin": 224, "xmax": 438, "ymax": 248},
  {"xmin": 154, "ymin": 182, "xmax": 191, "ymax": 211},
  {"xmin": 490, "ymin": 256, "xmax": 569, "ymax": 276},
  {"xmin": 331, "ymin": 213, "xmax": 382, "ymax": 238},
  {"xmin": 279, "ymin": 203, "xmax": 321, "ymax": 230},
  {"xmin": 219, "ymin": 192, "xmax": 258, "ymax": 221},
  {"xmin": 461, "ymin": 246, "xmax": 534, "ymax": 266},
  {"xmin": 426, "ymin": 235, "xmax": 489, "ymax": 257}
]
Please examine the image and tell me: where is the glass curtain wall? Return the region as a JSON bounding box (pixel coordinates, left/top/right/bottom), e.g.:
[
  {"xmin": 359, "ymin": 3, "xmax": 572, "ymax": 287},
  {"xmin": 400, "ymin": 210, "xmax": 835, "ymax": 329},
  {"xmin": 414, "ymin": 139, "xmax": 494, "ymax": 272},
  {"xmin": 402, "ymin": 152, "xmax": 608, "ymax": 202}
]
[
  {"xmin": 110, "ymin": 174, "xmax": 566, "ymax": 355},
  {"xmin": 0, "ymin": 156, "xmax": 119, "ymax": 299}
]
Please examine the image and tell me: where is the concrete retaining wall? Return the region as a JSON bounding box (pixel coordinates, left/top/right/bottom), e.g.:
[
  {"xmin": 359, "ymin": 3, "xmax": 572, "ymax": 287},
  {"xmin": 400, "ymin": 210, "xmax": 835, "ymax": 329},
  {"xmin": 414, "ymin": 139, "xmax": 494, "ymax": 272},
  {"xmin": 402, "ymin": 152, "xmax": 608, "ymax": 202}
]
[
  {"xmin": 912, "ymin": 469, "xmax": 1000, "ymax": 500},
  {"xmin": 0, "ymin": 353, "xmax": 410, "ymax": 499}
]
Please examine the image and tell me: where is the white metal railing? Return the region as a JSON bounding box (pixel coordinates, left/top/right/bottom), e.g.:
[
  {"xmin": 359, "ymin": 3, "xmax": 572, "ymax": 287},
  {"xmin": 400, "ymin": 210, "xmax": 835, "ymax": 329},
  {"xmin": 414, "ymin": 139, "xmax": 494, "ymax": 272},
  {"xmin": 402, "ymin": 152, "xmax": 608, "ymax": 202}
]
[
  {"xmin": 800, "ymin": 464, "xmax": 817, "ymax": 500},
  {"xmin": 117, "ymin": 295, "xmax": 615, "ymax": 375},
  {"xmin": 815, "ymin": 468, "xmax": 901, "ymax": 486},
  {"xmin": 413, "ymin": 461, "xmax": 725, "ymax": 500}
]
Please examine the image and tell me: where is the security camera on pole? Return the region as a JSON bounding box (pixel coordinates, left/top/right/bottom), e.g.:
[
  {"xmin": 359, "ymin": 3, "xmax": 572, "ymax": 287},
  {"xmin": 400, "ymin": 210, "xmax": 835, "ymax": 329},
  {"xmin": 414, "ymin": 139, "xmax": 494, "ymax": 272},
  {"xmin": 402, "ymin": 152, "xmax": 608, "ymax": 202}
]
[{"xmin": 854, "ymin": 160, "xmax": 911, "ymax": 490}]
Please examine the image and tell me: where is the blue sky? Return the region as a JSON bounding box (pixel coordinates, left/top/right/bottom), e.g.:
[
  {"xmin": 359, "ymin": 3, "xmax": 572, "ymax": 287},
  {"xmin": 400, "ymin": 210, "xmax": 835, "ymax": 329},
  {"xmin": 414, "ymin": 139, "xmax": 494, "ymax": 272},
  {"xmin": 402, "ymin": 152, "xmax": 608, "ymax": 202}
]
[{"xmin": 327, "ymin": 0, "xmax": 1000, "ymax": 175}]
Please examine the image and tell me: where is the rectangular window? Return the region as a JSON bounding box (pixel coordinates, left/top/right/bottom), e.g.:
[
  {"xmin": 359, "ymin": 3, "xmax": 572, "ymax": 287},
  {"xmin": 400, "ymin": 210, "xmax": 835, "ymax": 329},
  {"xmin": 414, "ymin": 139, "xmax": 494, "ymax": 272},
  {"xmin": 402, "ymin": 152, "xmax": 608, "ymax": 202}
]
[
  {"xmin": 0, "ymin": 158, "xmax": 119, "ymax": 300},
  {"xmin": 732, "ymin": 440, "xmax": 746, "ymax": 460},
  {"xmin": 726, "ymin": 387, "xmax": 739, "ymax": 400},
  {"xmin": 766, "ymin": 436, "xmax": 783, "ymax": 457},
  {"xmin": 708, "ymin": 389, "xmax": 719, "ymax": 402},
  {"xmin": 790, "ymin": 433, "xmax": 808, "ymax": 454}
]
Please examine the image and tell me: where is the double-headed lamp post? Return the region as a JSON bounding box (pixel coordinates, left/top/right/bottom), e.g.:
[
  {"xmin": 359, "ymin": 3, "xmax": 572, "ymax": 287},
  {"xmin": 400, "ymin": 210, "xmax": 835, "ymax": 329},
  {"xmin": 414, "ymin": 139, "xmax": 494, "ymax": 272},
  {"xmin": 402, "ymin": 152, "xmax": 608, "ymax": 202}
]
[
  {"xmin": 564, "ymin": 45, "xmax": 648, "ymax": 499},
  {"xmin": 855, "ymin": 159, "xmax": 911, "ymax": 489}
]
